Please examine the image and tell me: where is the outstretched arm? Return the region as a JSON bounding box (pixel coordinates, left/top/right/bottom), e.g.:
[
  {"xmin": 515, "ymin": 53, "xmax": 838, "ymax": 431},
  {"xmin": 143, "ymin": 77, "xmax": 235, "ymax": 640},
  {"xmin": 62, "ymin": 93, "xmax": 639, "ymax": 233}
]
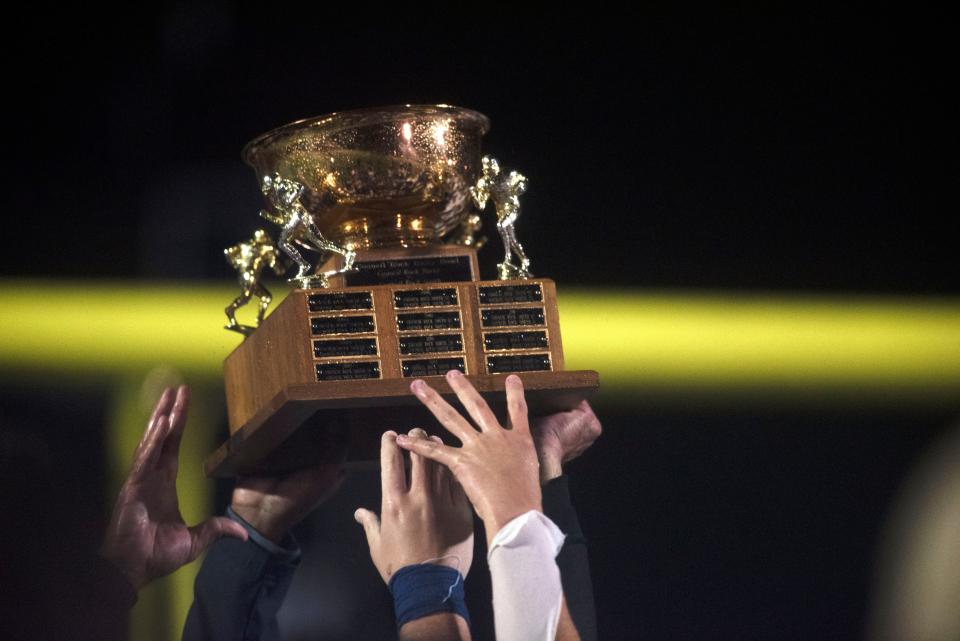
[
  {"xmin": 398, "ymin": 372, "xmax": 580, "ymax": 641},
  {"xmin": 183, "ymin": 458, "xmax": 345, "ymax": 641},
  {"xmin": 259, "ymin": 208, "xmax": 284, "ymax": 225},
  {"xmin": 533, "ymin": 401, "xmax": 602, "ymax": 641},
  {"xmin": 100, "ymin": 386, "xmax": 247, "ymax": 591},
  {"xmin": 355, "ymin": 428, "xmax": 474, "ymax": 641}
]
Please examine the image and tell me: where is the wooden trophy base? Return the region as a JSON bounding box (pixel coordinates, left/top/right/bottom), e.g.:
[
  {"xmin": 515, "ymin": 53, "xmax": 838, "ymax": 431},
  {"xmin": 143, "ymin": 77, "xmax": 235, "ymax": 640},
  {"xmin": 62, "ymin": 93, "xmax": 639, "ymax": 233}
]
[
  {"xmin": 205, "ymin": 245, "xmax": 599, "ymax": 477},
  {"xmin": 204, "ymin": 371, "xmax": 598, "ymax": 477}
]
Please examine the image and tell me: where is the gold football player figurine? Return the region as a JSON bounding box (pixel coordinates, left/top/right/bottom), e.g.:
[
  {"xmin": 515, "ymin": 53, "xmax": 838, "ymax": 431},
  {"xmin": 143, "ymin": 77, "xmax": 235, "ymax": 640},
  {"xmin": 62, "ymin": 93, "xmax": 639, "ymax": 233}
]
[
  {"xmin": 224, "ymin": 229, "xmax": 286, "ymax": 336},
  {"xmin": 259, "ymin": 173, "xmax": 356, "ymax": 288},
  {"xmin": 470, "ymin": 156, "xmax": 532, "ymax": 279}
]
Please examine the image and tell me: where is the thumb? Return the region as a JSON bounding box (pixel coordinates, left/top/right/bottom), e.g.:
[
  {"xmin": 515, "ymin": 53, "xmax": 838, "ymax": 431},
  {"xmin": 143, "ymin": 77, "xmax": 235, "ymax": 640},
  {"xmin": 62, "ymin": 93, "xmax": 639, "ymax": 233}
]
[
  {"xmin": 188, "ymin": 516, "xmax": 249, "ymax": 561},
  {"xmin": 353, "ymin": 508, "xmax": 381, "ymax": 551}
]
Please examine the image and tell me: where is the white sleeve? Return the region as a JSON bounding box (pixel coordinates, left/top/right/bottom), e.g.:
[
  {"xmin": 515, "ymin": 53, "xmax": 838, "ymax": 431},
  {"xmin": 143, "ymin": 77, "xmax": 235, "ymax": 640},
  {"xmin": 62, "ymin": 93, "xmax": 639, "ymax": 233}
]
[{"xmin": 487, "ymin": 510, "xmax": 567, "ymax": 641}]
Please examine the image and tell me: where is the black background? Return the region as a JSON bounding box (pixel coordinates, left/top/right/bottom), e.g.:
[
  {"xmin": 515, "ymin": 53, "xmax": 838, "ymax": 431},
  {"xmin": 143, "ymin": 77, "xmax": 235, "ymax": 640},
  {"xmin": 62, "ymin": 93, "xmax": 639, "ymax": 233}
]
[
  {"xmin": 5, "ymin": 12, "xmax": 956, "ymax": 292},
  {"xmin": 3, "ymin": 9, "xmax": 958, "ymax": 640}
]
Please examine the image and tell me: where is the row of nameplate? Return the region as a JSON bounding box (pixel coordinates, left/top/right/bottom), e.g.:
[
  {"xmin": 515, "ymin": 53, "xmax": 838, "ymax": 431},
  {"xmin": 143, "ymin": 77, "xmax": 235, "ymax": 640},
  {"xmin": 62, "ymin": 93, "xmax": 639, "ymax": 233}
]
[
  {"xmin": 315, "ymin": 354, "xmax": 553, "ymax": 381},
  {"xmin": 312, "ymin": 331, "xmax": 549, "ymax": 358},
  {"xmin": 307, "ymin": 283, "xmax": 551, "ymax": 381},
  {"xmin": 306, "ymin": 284, "xmax": 544, "ymax": 313},
  {"xmin": 307, "ymin": 285, "xmax": 551, "ymax": 381},
  {"xmin": 309, "ymin": 308, "xmax": 546, "ymax": 335}
]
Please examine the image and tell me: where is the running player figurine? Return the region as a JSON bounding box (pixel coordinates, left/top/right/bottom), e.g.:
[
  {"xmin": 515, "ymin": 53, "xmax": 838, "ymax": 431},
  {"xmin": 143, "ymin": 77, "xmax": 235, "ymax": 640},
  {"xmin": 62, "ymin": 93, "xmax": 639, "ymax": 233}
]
[
  {"xmin": 470, "ymin": 156, "xmax": 532, "ymax": 279},
  {"xmin": 223, "ymin": 229, "xmax": 286, "ymax": 336},
  {"xmin": 259, "ymin": 173, "xmax": 356, "ymax": 288}
]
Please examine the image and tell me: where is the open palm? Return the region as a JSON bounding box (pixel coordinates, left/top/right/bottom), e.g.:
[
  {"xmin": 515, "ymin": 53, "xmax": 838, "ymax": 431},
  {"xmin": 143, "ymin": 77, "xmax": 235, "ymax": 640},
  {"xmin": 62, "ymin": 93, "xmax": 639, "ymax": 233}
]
[{"xmin": 100, "ymin": 386, "xmax": 246, "ymax": 589}]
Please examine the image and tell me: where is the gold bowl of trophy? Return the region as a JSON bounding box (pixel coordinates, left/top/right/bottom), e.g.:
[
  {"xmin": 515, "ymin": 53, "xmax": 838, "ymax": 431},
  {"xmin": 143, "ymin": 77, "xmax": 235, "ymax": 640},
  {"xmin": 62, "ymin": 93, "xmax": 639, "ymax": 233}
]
[{"xmin": 243, "ymin": 105, "xmax": 490, "ymax": 250}]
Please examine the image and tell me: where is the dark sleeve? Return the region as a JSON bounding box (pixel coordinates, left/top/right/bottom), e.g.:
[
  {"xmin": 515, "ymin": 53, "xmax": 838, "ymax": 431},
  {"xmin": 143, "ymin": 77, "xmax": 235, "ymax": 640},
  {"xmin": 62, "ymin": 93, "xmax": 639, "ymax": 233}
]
[
  {"xmin": 542, "ymin": 474, "xmax": 598, "ymax": 641},
  {"xmin": 45, "ymin": 554, "xmax": 138, "ymax": 641},
  {"xmin": 83, "ymin": 556, "xmax": 138, "ymax": 641},
  {"xmin": 181, "ymin": 524, "xmax": 300, "ymax": 641}
]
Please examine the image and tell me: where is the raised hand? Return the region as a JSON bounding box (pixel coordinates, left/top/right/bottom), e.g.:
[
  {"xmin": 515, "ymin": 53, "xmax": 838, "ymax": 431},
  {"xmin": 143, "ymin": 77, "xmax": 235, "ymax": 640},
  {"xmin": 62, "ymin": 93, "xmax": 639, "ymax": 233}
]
[
  {"xmin": 354, "ymin": 428, "xmax": 474, "ymax": 584},
  {"xmin": 100, "ymin": 386, "xmax": 248, "ymax": 590},
  {"xmin": 531, "ymin": 400, "xmax": 602, "ymax": 483},
  {"xmin": 396, "ymin": 371, "xmax": 542, "ymax": 544}
]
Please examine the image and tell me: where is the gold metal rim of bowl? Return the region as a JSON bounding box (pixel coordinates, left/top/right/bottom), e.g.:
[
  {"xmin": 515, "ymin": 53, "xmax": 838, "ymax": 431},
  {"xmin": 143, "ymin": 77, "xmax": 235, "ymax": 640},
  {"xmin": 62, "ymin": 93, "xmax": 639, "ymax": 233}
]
[{"xmin": 241, "ymin": 104, "xmax": 491, "ymax": 166}]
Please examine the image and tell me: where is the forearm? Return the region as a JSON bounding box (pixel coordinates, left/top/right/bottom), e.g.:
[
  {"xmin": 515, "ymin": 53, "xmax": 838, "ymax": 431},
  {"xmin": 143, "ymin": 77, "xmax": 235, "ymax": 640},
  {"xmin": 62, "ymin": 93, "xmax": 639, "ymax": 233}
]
[{"xmin": 399, "ymin": 613, "xmax": 472, "ymax": 641}]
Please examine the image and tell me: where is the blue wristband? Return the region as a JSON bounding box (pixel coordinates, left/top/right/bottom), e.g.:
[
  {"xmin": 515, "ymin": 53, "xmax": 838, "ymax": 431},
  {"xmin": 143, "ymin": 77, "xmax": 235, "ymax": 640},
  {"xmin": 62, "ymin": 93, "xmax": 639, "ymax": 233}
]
[{"xmin": 388, "ymin": 563, "xmax": 470, "ymax": 630}]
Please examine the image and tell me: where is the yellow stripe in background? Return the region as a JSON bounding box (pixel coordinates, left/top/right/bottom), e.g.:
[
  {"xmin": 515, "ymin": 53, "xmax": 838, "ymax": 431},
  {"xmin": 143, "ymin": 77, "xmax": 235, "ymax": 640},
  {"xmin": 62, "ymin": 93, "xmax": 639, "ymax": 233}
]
[
  {"xmin": 1, "ymin": 280, "xmax": 959, "ymax": 403},
  {"xmin": 558, "ymin": 290, "xmax": 960, "ymax": 401}
]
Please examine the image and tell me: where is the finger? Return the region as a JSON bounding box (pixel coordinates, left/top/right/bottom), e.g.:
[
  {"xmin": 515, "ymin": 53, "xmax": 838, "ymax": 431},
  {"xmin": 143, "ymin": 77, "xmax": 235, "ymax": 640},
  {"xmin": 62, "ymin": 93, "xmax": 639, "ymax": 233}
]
[
  {"xmin": 188, "ymin": 516, "xmax": 249, "ymax": 562},
  {"xmin": 429, "ymin": 435, "xmax": 446, "ymax": 495},
  {"xmin": 380, "ymin": 431, "xmax": 405, "ymax": 502},
  {"xmin": 445, "ymin": 369, "xmax": 501, "ymax": 432},
  {"xmin": 353, "ymin": 508, "xmax": 381, "ymax": 551},
  {"xmin": 395, "ymin": 434, "xmax": 459, "ymax": 470},
  {"xmin": 159, "ymin": 385, "xmax": 190, "ymax": 467},
  {"xmin": 147, "ymin": 386, "xmax": 174, "ymax": 429},
  {"xmin": 407, "ymin": 428, "xmax": 431, "ymax": 494},
  {"xmin": 410, "ymin": 379, "xmax": 478, "ymax": 444},
  {"xmin": 130, "ymin": 415, "xmax": 170, "ymax": 478},
  {"xmin": 504, "ymin": 374, "xmax": 530, "ymax": 433},
  {"xmin": 136, "ymin": 387, "xmax": 173, "ymax": 454}
]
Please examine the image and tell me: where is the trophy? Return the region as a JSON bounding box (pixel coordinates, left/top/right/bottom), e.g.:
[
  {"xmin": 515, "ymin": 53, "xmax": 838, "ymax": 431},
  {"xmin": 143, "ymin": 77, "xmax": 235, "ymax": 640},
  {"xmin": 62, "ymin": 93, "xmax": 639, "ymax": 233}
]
[{"xmin": 205, "ymin": 105, "xmax": 599, "ymax": 477}]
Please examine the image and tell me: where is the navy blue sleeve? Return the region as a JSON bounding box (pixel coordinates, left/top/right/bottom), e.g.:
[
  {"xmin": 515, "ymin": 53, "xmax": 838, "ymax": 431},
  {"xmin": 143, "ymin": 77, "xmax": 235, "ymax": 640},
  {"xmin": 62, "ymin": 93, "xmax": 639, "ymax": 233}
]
[
  {"xmin": 181, "ymin": 511, "xmax": 301, "ymax": 641},
  {"xmin": 542, "ymin": 474, "xmax": 598, "ymax": 641}
]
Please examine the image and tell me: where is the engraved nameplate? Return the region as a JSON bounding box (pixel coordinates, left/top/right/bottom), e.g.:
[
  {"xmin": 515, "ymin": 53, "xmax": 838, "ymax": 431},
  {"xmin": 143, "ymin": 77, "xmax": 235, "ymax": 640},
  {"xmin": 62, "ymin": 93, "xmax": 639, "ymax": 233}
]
[
  {"xmin": 483, "ymin": 331, "xmax": 548, "ymax": 351},
  {"xmin": 401, "ymin": 357, "xmax": 466, "ymax": 377},
  {"xmin": 316, "ymin": 361, "xmax": 382, "ymax": 381},
  {"xmin": 399, "ymin": 334, "xmax": 464, "ymax": 355},
  {"xmin": 394, "ymin": 288, "xmax": 459, "ymax": 309},
  {"xmin": 487, "ymin": 354, "xmax": 552, "ymax": 373},
  {"xmin": 480, "ymin": 307, "xmax": 546, "ymax": 328},
  {"xmin": 311, "ymin": 316, "xmax": 376, "ymax": 335},
  {"xmin": 308, "ymin": 291, "xmax": 373, "ymax": 312},
  {"xmin": 344, "ymin": 256, "xmax": 474, "ymax": 286},
  {"xmin": 313, "ymin": 338, "xmax": 379, "ymax": 358},
  {"xmin": 478, "ymin": 284, "xmax": 543, "ymax": 305},
  {"xmin": 396, "ymin": 312, "xmax": 462, "ymax": 331}
]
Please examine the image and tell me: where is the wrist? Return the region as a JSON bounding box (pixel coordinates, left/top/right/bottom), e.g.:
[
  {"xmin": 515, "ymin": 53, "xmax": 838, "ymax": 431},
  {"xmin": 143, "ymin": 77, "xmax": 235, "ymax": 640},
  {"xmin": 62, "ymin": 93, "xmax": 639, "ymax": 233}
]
[
  {"xmin": 537, "ymin": 443, "xmax": 563, "ymax": 485},
  {"xmin": 229, "ymin": 503, "xmax": 289, "ymax": 543},
  {"xmin": 99, "ymin": 545, "xmax": 147, "ymax": 591},
  {"xmin": 538, "ymin": 451, "xmax": 563, "ymax": 483},
  {"xmin": 390, "ymin": 564, "xmax": 470, "ymax": 632},
  {"xmin": 484, "ymin": 503, "xmax": 543, "ymax": 546}
]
